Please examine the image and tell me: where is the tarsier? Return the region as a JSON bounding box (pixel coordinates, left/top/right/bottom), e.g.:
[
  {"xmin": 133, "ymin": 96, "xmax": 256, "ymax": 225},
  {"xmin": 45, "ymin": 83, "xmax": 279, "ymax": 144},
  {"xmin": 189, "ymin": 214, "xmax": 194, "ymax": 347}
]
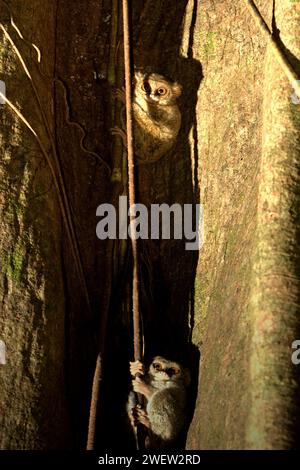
[
  {"xmin": 127, "ymin": 356, "xmax": 190, "ymax": 448},
  {"xmin": 112, "ymin": 71, "xmax": 182, "ymax": 163}
]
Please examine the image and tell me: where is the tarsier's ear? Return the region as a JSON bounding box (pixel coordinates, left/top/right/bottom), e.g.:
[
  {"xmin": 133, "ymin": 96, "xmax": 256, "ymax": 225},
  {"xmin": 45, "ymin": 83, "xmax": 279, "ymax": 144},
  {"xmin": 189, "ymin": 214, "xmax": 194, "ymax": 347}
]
[
  {"xmin": 172, "ymin": 82, "xmax": 182, "ymax": 97},
  {"xmin": 134, "ymin": 70, "xmax": 144, "ymax": 82}
]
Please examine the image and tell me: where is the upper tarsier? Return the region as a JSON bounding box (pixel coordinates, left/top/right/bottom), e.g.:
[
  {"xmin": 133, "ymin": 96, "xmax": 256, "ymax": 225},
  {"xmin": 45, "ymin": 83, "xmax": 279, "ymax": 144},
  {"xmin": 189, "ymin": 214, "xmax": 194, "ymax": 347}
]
[{"xmin": 112, "ymin": 71, "xmax": 182, "ymax": 163}]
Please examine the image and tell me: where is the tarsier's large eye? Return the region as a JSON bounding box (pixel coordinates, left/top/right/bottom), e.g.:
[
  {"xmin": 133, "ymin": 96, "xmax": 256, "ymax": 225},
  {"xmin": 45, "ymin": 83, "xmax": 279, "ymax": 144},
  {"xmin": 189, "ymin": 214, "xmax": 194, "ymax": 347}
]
[{"xmin": 157, "ymin": 87, "xmax": 168, "ymax": 96}]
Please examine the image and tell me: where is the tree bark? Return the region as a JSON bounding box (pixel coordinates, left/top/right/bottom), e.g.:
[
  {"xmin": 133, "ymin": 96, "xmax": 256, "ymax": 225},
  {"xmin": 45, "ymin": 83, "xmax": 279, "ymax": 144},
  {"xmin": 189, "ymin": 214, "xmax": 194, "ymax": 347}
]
[{"xmin": 0, "ymin": 0, "xmax": 70, "ymax": 449}]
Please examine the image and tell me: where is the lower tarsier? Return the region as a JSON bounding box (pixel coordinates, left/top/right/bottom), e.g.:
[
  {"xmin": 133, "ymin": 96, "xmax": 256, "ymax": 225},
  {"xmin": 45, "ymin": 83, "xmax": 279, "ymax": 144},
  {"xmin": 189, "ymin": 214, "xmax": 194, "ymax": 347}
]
[{"xmin": 127, "ymin": 356, "xmax": 191, "ymax": 449}]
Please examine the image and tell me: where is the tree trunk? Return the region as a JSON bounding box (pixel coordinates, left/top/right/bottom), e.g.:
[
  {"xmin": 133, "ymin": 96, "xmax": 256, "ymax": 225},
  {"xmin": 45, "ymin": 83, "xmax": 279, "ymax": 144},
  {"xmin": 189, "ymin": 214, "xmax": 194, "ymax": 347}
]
[{"xmin": 0, "ymin": 0, "xmax": 70, "ymax": 449}]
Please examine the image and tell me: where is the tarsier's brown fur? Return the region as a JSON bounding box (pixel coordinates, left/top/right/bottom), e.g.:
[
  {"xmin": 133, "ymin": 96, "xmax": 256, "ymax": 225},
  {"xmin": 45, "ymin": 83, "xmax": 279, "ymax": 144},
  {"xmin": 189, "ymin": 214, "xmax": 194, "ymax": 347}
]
[
  {"xmin": 128, "ymin": 357, "xmax": 190, "ymax": 448},
  {"xmin": 133, "ymin": 72, "xmax": 182, "ymax": 163},
  {"xmin": 113, "ymin": 71, "xmax": 182, "ymax": 163}
]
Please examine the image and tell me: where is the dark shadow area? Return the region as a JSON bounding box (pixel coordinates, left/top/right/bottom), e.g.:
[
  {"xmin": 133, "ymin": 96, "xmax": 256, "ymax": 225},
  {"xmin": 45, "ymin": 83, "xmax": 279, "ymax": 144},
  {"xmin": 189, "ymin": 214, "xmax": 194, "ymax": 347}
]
[
  {"xmin": 55, "ymin": 0, "xmax": 115, "ymax": 449},
  {"xmin": 96, "ymin": 0, "xmax": 203, "ymax": 451},
  {"xmin": 52, "ymin": 0, "xmax": 205, "ymax": 451}
]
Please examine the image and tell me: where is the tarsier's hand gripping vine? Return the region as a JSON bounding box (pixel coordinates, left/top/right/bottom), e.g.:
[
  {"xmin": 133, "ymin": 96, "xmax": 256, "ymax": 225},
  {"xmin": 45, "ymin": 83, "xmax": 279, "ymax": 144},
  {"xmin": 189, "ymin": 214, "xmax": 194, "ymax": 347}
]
[{"xmin": 127, "ymin": 357, "xmax": 190, "ymax": 448}]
